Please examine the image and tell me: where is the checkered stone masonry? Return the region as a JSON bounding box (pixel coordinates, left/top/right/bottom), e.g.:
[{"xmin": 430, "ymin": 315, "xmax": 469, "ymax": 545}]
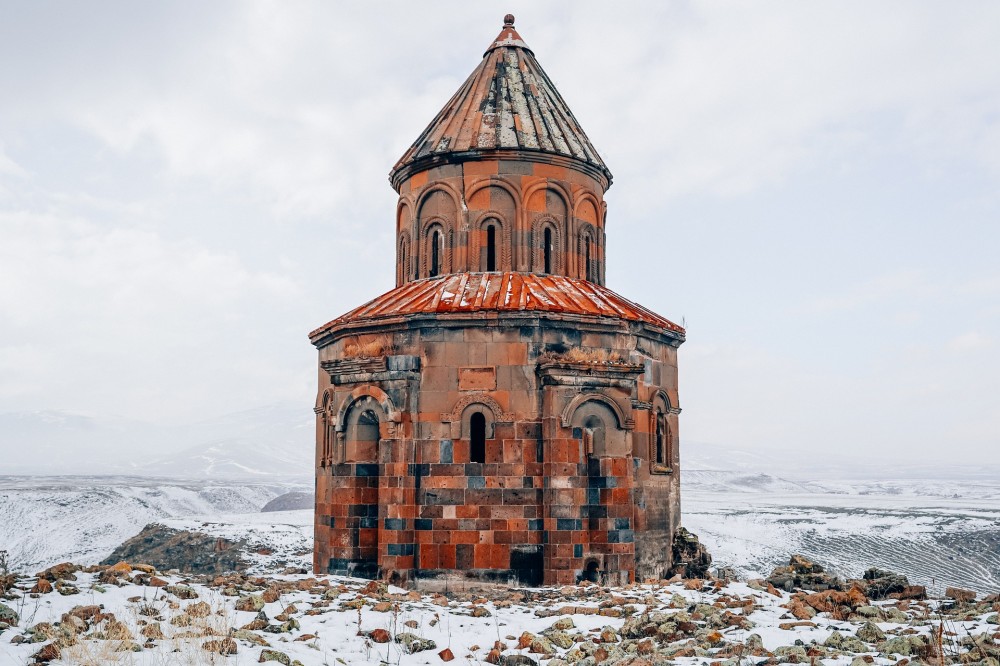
[{"xmin": 309, "ymin": 16, "xmax": 685, "ymax": 587}]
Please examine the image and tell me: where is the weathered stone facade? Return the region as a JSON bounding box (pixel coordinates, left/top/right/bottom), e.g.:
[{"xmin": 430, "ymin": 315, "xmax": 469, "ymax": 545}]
[{"xmin": 310, "ymin": 16, "xmax": 685, "ymax": 587}]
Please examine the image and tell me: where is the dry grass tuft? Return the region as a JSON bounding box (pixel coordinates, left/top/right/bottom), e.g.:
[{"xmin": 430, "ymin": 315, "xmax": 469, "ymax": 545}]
[
  {"xmin": 538, "ymin": 347, "xmax": 626, "ymax": 365},
  {"xmin": 343, "ymin": 335, "xmax": 394, "ymax": 359}
]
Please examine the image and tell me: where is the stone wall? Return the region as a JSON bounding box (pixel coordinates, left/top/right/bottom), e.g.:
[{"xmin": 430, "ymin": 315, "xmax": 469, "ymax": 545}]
[{"xmin": 313, "ymin": 313, "xmax": 681, "ymax": 586}]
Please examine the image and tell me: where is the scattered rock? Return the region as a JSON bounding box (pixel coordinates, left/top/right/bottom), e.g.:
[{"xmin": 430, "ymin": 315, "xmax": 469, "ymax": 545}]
[
  {"xmin": 396, "ymin": 632, "xmax": 436, "ymax": 654},
  {"xmin": 165, "ymin": 584, "xmax": 198, "ymax": 600},
  {"xmin": 203, "ymin": 637, "xmax": 238, "ymax": 654},
  {"xmin": 856, "ymin": 621, "xmax": 886, "ymax": 643},
  {"xmin": 768, "ymin": 555, "xmax": 843, "ymax": 592},
  {"xmin": 946, "ymin": 587, "xmax": 976, "ymax": 603},
  {"xmin": 30, "ymin": 643, "xmax": 61, "ymax": 663},
  {"xmin": 35, "ymin": 563, "xmax": 79, "ymax": 582},
  {"xmin": 858, "ymin": 567, "xmax": 910, "ymax": 600},
  {"xmin": 438, "ymin": 647, "xmax": 455, "ymax": 661},
  {"xmin": 30, "ymin": 579, "xmax": 52, "ymax": 594},
  {"xmin": 0, "ymin": 603, "xmax": 18, "ymax": 627},
  {"xmin": 368, "ymin": 628, "xmax": 391, "ymax": 643},
  {"xmin": 236, "ymin": 594, "xmax": 265, "ymax": 612},
  {"xmin": 259, "ymin": 648, "xmax": 291, "ymax": 664}
]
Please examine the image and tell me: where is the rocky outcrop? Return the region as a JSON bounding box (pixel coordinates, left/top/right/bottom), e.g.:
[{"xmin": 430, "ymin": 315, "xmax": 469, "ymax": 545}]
[
  {"xmin": 668, "ymin": 527, "xmax": 712, "ymax": 579},
  {"xmin": 767, "ymin": 554, "xmax": 843, "ymax": 591},
  {"xmin": 101, "ymin": 524, "xmax": 246, "ymax": 575}
]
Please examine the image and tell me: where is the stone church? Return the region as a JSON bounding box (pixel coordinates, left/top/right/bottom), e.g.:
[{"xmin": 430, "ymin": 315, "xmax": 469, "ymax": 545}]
[{"xmin": 310, "ymin": 15, "xmax": 685, "ymax": 587}]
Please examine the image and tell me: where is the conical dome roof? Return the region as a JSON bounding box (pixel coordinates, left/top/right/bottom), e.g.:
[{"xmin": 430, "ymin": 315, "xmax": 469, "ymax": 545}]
[{"xmin": 390, "ymin": 15, "xmax": 612, "ymax": 188}]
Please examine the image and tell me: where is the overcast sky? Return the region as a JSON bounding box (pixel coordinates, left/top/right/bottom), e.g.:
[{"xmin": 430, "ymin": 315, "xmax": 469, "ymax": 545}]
[{"xmin": 1, "ymin": 1, "xmax": 999, "ymax": 468}]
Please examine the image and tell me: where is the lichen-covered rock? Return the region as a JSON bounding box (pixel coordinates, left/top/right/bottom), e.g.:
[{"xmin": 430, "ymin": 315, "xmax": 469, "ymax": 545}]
[
  {"xmin": 236, "ymin": 594, "xmax": 265, "ymax": 612},
  {"xmin": 856, "ymin": 621, "xmax": 886, "ymax": 643},
  {"xmin": 396, "ymin": 632, "xmax": 436, "ymax": 654},
  {"xmin": 203, "ymin": 637, "xmax": 238, "ymax": 654},
  {"xmin": 165, "ymin": 584, "xmax": 198, "ymax": 600},
  {"xmin": 103, "ymin": 524, "xmax": 247, "ymax": 575},
  {"xmin": 259, "ymin": 648, "xmax": 292, "ymax": 664},
  {"xmin": 859, "ymin": 567, "xmax": 910, "ymax": 600},
  {"xmin": 0, "ymin": 603, "xmax": 18, "ymax": 627}
]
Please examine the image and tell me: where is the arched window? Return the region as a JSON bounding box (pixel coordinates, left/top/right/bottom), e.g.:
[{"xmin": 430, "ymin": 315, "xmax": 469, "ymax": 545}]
[
  {"xmin": 543, "ymin": 227, "xmax": 553, "ymax": 274},
  {"xmin": 429, "ymin": 229, "xmax": 442, "ymax": 277},
  {"xmin": 655, "ymin": 411, "xmax": 666, "ymax": 465},
  {"xmin": 485, "ymin": 224, "xmax": 497, "ymax": 271},
  {"xmin": 470, "ymin": 412, "xmax": 486, "ymax": 463}
]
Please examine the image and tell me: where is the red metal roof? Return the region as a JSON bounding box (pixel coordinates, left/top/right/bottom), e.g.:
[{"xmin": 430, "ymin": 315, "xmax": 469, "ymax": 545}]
[
  {"xmin": 390, "ymin": 15, "xmax": 611, "ymax": 186},
  {"xmin": 310, "ymin": 272, "xmax": 684, "ymax": 341}
]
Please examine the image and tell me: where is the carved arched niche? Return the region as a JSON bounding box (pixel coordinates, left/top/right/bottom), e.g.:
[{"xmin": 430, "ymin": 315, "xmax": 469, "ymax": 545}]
[
  {"xmin": 339, "ymin": 395, "xmax": 388, "ymax": 464},
  {"xmin": 442, "ymin": 393, "xmax": 513, "ymax": 439},
  {"xmin": 525, "ymin": 185, "xmax": 568, "ymax": 274},
  {"xmin": 565, "ymin": 395, "xmax": 631, "ymax": 458},
  {"xmin": 416, "ymin": 188, "xmax": 458, "ymax": 278}
]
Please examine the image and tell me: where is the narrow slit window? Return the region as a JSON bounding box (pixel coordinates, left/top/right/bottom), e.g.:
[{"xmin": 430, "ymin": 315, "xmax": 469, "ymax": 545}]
[
  {"xmin": 543, "ymin": 227, "xmax": 552, "ymax": 274},
  {"xmin": 486, "ymin": 224, "xmax": 496, "ymax": 271},
  {"xmin": 470, "ymin": 412, "xmax": 486, "ymax": 463},
  {"xmin": 655, "ymin": 412, "xmax": 665, "ymax": 464},
  {"xmin": 585, "ymin": 239, "xmax": 593, "ymax": 282},
  {"xmin": 430, "ymin": 229, "xmax": 441, "ymax": 277}
]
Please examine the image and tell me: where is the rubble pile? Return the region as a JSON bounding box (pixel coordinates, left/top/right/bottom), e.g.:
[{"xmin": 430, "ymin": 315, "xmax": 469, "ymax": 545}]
[{"xmin": 0, "ymin": 555, "xmax": 997, "ymax": 665}]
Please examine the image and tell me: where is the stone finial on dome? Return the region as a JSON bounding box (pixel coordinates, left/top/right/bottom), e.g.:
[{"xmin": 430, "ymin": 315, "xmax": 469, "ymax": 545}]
[{"xmin": 503, "ymin": 14, "xmax": 515, "ymax": 27}]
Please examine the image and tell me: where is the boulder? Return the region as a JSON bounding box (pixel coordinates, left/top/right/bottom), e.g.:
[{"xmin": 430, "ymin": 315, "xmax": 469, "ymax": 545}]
[
  {"xmin": 396, "ymin": 632, "xmax": 436, "ymax": 654},
  {"xmin": 259, "ymin": 649, "xmax": 292, "ymax": 664},
  {"xmin": 767, "ymin": 555, "xmax": 843, "ymax": 592},
  {"xmin": 859, "ymin": 568, "xmax": 910, "ymax": 600},
  {"xmin": 945, "ymin": 587, "xmax": 976, "ymax": 603},
  {"xmin": 0, "ymin": 603, "xmax": 18, "ymax": 627},
  {"xmin": 856, "ymin": 621, "xmax": 886, "ymax": 643},
  {"xmin": 203, "ymin": 637, "xmax": 238, "ymax": 654},
  {"xmin": 35, "ymin": 563, "xmax": 79, "ymax": 582}
]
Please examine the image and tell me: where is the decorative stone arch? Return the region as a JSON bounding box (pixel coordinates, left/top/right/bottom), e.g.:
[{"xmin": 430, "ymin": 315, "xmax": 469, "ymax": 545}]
[
  {"xmin": 441, "ymin": 393, "xmax": 513, "ymax": 439},
  {"xmin": 560, "ymin": 393, "xmax": 632, "ymax": 431},
  {"xmin": 441, "ymin": 393, "xmax": 514, "ymax": 424},
  {"xmin": 396, "ymin": 199, "xmax": 413, "ymax": 233},
  {"xmin": 414, "ymin": 184, "xmax": 460, "ymax": 278},
  {"xmin": 419, "ymin": 218, "xmax": 452, "ymax": 278},
  {"xmin": 573, "ymin": 191, "xmax": 603, "ymax": 227},
  {"xmin": 522, "ymin": 181, "xmax": 571, "ymax": 270},
  {"xmin": 470, "ymin": 210, "xmax": 512, "ymax": 271},
  {"xmin": 316, "ymin": 388, "xmax": 337, "ymax": 466},
  {"xmin": 531, "ymin": 214, "xmax": 563, "ymax": 274},
  {"xmin": 397, "ymin": 231, "xmax": 411, "ymax": 285},
  {"xmin": 465, "ymin": 177, "xmax": 522, "ymax": 210},
  {"xmin": 522, "ymin": 180, "xmax": 572, "ymax": 213},
  {"xmin": 649, "ymin": 390, "xmax": 678, "ymax": 470},
  {"xmin": 335, "ymin": 385, "xmax": 400, "ymax": 434}
]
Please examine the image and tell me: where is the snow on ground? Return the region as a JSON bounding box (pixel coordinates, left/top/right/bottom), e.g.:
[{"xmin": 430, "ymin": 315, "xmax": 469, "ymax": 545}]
[
  {"xmin": 1, "ymin": 564, "xmax": 997, "ymax": 666},
  {"xmin": 0, "ymin": 477, "xmax": 307, "ymax": 573},
  {"xmin": 683, "ymin": 477, "xmax": 1000, "ymax": 595}
]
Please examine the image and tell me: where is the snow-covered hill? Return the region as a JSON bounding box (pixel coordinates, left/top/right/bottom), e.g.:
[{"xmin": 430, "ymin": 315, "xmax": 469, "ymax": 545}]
[{"xmin": 0, "ymin": 476, "xmax": 308, "ymax": 573}]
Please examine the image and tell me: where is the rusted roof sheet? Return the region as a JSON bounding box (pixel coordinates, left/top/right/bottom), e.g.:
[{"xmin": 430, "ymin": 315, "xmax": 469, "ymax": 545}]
[
  {"xmin": 310, "ymin": 272, "xmax": 684, "ymax": 341},
  {"xmin": 390, "ymin": 15, "xmax": 611, "ymax": 184}
]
